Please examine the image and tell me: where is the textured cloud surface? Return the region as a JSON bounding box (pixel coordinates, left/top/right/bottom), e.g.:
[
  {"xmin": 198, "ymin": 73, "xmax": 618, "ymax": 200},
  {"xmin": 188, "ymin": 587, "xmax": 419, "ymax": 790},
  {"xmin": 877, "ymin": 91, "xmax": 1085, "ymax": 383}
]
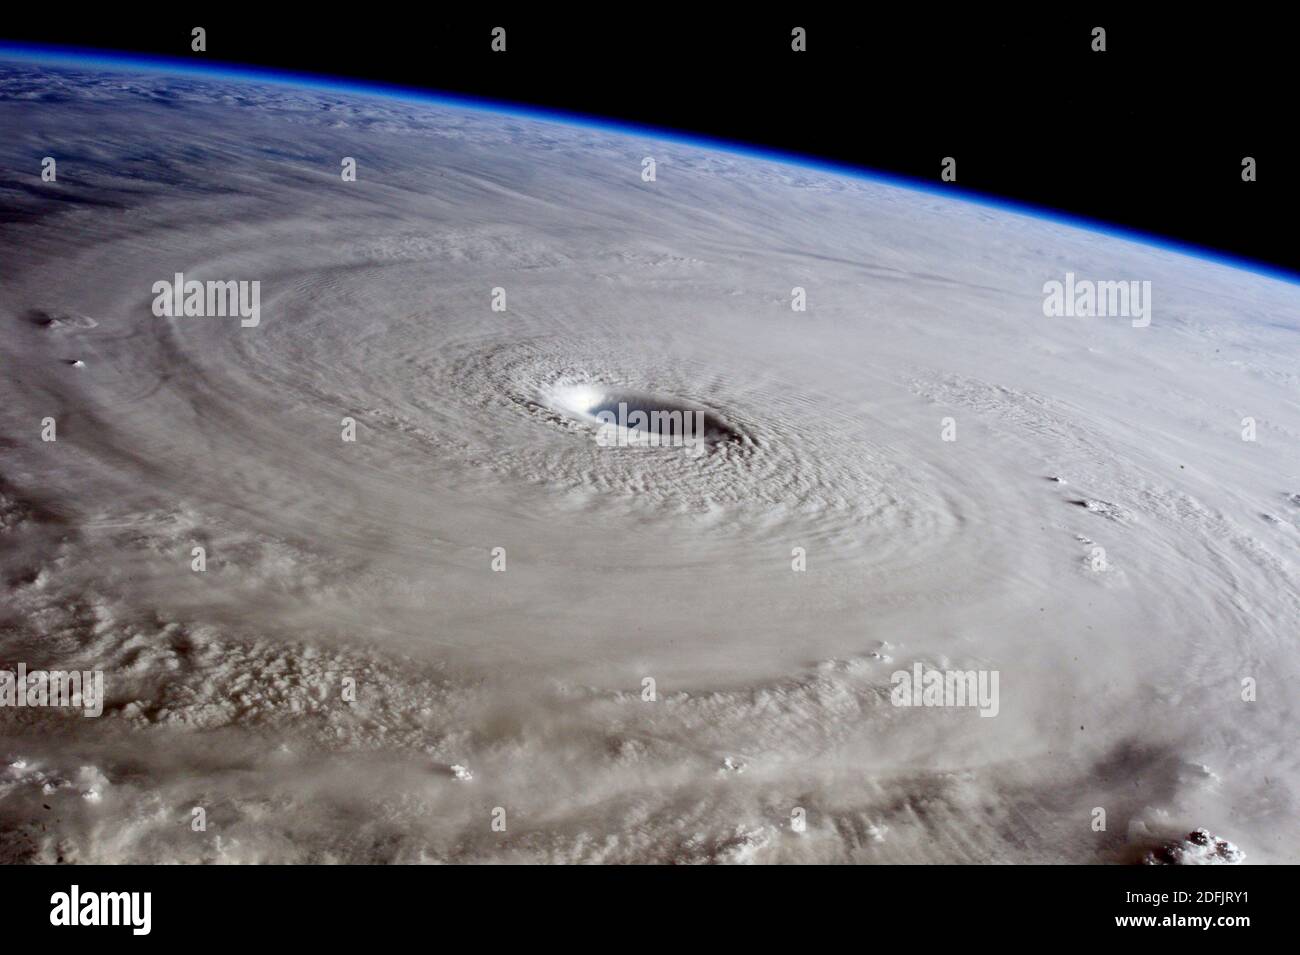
[{"xmin": 0, "ymin": 60, "xmax": 1297, "ymax": 863}]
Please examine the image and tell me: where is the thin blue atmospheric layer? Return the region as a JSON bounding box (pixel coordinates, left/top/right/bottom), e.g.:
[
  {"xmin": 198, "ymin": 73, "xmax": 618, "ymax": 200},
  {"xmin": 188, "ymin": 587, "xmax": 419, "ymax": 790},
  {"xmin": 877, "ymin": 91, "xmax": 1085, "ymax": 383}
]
[{"xmin": 1, "ymin": 40, "xmax": 1296, "ymax": 288}]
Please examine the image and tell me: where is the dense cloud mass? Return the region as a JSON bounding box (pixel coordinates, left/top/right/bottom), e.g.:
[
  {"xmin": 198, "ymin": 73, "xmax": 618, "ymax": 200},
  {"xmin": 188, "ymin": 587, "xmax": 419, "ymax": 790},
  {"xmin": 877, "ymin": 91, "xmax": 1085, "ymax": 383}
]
[{"xmin": 0, "ymin": 61, "xmax": 1296, "ymax": 863}]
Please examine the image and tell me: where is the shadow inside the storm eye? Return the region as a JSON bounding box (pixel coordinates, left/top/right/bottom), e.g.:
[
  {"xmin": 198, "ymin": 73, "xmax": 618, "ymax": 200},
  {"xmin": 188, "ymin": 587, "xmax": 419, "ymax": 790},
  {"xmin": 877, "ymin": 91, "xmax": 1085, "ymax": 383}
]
[{"xmin": 586, "ymin": 392, "xmax": 740, "ymax": 445}]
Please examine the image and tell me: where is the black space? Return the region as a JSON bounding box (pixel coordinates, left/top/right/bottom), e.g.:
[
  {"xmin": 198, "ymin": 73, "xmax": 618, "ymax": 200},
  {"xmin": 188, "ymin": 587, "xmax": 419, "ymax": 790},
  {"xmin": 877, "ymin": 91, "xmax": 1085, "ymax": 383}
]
[{"xmin": 2, "ymin": 11, "xmax": 1294, "ymax": 274}]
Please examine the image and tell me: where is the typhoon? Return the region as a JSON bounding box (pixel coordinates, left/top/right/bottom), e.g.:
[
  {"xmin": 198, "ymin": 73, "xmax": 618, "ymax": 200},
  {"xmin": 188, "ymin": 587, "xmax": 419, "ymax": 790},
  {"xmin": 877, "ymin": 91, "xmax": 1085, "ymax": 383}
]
[{"xmin": 0, "ymin": 53, "xmax": 1296, "ymax": 864}]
